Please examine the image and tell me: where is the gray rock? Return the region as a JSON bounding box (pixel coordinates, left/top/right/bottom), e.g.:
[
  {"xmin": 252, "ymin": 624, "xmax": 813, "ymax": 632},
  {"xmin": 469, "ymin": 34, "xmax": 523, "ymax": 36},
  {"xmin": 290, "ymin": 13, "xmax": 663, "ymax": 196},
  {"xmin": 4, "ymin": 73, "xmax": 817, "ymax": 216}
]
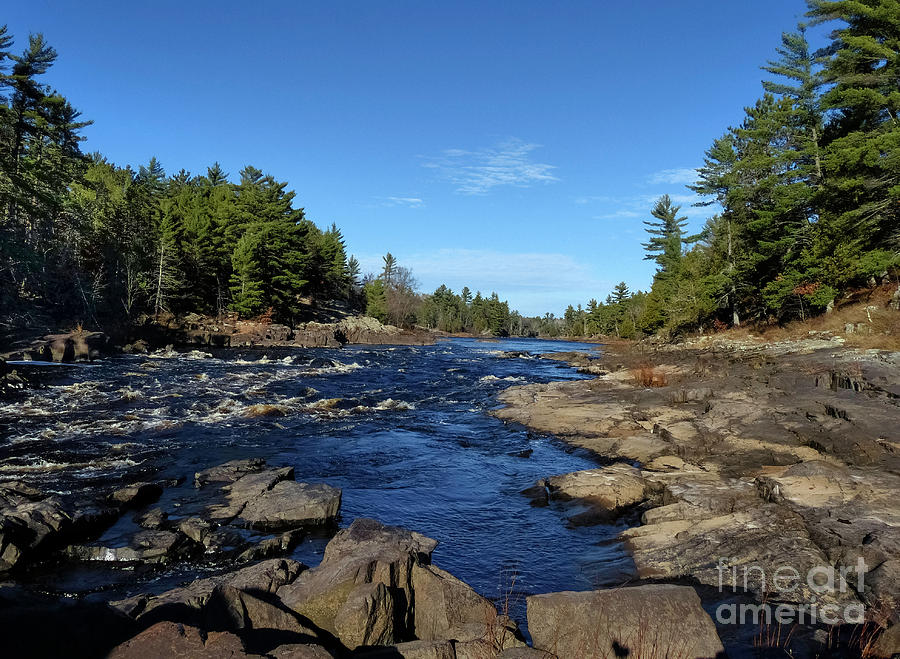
[
  {"xmin": 496, "ymin": 649, "xmax": 556, "ymax": 659},
  {"xmin": 0, "ymin": 496, "xmax": 117, "ymax": 572},
  {"xmin": 111, "ymin": 558, "xmax": 306, "ymax": 624},
  {"xmin": 527, "ymin": 585, "xmax": 724, "ymax": 659},
  {"xmin": 236, "ymin": 529, "xmax": 304, "ymax": 563},
  {"xmin": 109, "ymin": 482, "xmax": 163, "ymax": 509},
  {"xmin": 66, "ymin": 529, "xmax": 199, "ymax": 564},
  {"xmin": 411, "ymin": 564, "xmax": 499, "ymax": 642},
  {"xmin": 270, "ymin": 644, "xmax": 334, "ymax": 658},
  {"xmin": 194, "ymin": 458, "xmax": 267, "ymax": 487},
  {"xmin": 363, "ymin": 640, "xmax": 456, "ymax": 658},
  {"xmin": 279, "ymin": 519, "xmax": 437, "ymax": 639},
  {"xmin": 208, "ymin": 467, "xmax": 296, "ymax": 523},
  {"xmin": 334, "ymin": 581, "xmax": 395, "ymax": 649},
  {"xmin": 106, "ymin": 621, "xmax": 250, "ymax": 658},
  {"xmin": 206, "ymin": 584, "xmax": 320, "ymax": 638},
  {"xmin": 873, "ymin": 621, "xmax": 900, "ymax": 657},
  {"xmin": 238, "ymin": 481, "xmax": 341, "ymax": 530},
  {"xmin": 134, "ymin": 507, "xmax": 168, "ymax": 530},
  {"xmin": 177, "ymin": 516, "xmax": 215, "ymax": 544}
]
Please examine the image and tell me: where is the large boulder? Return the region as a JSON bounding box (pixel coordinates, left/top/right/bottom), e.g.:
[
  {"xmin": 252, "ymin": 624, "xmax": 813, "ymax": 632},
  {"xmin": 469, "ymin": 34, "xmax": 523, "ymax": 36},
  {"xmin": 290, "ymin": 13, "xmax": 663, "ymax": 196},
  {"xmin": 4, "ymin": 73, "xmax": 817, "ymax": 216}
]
[
  {"xmin": 203, "ymin": 584, "xmax": 326, "ymax": 652},
  {"xmin": 622, "ymin": 502, "xmax": 862, "ymax": 610},
  {"xmin": 279, "ymin": 519, "xmax": 438, "ymax": 642},
  {"xmin": 411, "ymin": 564, "xmax": 500, "ymax": 641},
  {"xmin": 238, "ymin": 481, "xmax": 342, "ymax": 530},
  {"xmin": 333, "ymin": 581, "xmax": 396, "ymax": 649},
  {"xmin": 106, "ymin": 621, "xmax": 250, "ymax": 658},
  {"xmin": 526, "ymin": 585, "xmax": 724, "ymax": 659}
]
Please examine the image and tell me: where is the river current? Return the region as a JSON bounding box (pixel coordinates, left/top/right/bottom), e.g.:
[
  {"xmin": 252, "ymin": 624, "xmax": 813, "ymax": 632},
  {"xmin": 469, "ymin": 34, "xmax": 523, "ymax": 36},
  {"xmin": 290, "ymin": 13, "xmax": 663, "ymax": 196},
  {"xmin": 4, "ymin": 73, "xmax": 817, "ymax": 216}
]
[{"xmin": 0, "ymin": 337, "xmax": 634, "ymax": 622}]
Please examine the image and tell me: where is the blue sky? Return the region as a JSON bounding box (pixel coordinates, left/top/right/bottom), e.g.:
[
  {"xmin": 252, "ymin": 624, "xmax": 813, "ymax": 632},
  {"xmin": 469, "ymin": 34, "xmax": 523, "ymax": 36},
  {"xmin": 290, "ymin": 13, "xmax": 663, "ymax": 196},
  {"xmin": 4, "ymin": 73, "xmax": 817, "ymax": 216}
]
[{"xmin": 7, "ymin": 1, "xmax": 821, "ymax": 315}]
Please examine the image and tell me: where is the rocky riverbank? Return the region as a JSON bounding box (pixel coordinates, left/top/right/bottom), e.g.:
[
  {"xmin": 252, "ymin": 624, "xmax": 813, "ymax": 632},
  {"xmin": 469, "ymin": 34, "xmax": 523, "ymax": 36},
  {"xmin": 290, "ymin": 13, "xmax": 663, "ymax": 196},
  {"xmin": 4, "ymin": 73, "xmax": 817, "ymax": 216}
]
[
  {"xmin": 0, "ymin": 314, "xmax": 436, "ymax": 396},
  {"xmin": 0, "ymin": 456, "xmax": 728, "ymax": 658},
  {"xmin": 493, "ymin": 336, "xmax": 900, "ymax": 657}
]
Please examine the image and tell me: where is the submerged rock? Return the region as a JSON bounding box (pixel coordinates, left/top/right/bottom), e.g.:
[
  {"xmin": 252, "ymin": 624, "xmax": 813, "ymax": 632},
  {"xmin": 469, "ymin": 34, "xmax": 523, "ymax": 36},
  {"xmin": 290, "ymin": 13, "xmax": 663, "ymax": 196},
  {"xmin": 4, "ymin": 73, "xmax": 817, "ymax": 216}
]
[
  {"xmin": 526, "ymin": 584, "xmax": 723, "ymax": 659},
  {"xmin": 66, "ymin": 529, "xmax": 201, "ymax": 565}
]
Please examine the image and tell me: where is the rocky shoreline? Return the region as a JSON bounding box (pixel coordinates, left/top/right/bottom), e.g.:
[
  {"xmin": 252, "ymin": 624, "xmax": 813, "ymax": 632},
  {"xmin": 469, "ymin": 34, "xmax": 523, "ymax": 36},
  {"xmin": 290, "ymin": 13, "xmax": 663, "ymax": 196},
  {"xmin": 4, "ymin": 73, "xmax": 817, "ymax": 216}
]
[
  {"xmin": 2, "ymin": 333, "xmax": 899, "ymax": 657},
  {"xmin": 0, "ymin": 456, "xmax": 727, "ymax": 658},
  {"xmin": 492, "ymin": 337, "xmax": 900, "ymax": 657},
  {"xmin": 0, "ymin": 314, "xmax": 435, "ymax": 363}
]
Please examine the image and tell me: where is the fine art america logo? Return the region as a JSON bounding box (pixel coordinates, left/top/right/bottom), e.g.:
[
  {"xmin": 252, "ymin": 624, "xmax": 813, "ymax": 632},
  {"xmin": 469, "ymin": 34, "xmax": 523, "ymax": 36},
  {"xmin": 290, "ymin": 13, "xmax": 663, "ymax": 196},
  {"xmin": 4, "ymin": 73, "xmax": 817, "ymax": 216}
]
[{"xmin": 715, "ymin": 557, "xmax": 868, "ymax": 625}]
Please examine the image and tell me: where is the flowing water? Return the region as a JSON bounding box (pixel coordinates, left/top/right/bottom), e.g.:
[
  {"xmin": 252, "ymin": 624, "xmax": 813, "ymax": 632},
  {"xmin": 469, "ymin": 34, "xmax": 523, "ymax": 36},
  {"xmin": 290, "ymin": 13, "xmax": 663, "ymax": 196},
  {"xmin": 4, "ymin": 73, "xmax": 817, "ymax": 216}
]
[{"xmin": 0, "ymin": 337, "xmax": 634, "ymax": 622}]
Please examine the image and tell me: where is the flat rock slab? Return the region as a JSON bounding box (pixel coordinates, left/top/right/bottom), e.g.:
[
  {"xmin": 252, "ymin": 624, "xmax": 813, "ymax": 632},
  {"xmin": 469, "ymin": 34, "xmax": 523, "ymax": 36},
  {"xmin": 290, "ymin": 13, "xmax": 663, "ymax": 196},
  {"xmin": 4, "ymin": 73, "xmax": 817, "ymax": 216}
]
[
  {"xmin": 195, "ymin": 458, "xmax": 267, "ymax": 487},
  {"xmin": 546, "ymin": 463, "xmax": 646, "ymax": 510},
  {"xmin": 238, "ymin": 481, "xmax": 341, "ymax": 530},
  {"xmin": 207, "ymin": 467, "xmax": 295, "ymax": 522},
  {"xmin": 527, "ymin": 584, "xmax": 724, "ymax": 659}
]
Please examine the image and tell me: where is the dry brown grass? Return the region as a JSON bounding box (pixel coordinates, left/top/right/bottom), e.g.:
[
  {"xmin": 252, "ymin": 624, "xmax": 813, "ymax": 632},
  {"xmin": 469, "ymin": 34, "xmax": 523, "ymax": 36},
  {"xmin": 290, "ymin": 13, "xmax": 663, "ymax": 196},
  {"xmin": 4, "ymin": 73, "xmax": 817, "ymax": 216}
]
[
  {"xmin": 632, "ymin": 363, "xmax": 669, "ymax": 388},
  {"xmin": 824, "ymin": 597, "xmax": 896, "ymax": 659},
  {"xmin": 698, "ymin": 284, "xmax": 900, "ymax": 350}
]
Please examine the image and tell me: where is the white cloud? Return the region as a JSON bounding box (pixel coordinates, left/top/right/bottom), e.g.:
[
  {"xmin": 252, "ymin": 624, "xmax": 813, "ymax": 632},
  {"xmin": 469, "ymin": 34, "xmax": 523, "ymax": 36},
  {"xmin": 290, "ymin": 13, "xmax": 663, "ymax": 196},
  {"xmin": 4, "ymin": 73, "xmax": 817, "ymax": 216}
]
[
  {"xmin": 381, "ymin": 196, "xmax": 424, "ymax": 208},
  {"xmin": 647, "ymin": 167, "xmax": 698, "ymax": 186},
  {"xmin": 575, "ymin": 165, "xmax": 716, "ymax": 227},
  {"xmin": 356, "ymin": 248, "xmax": 610, "ymax": 316},
  {"xmin": 422, "ymin": 138, "xmax": 559, "ymax": 195}
]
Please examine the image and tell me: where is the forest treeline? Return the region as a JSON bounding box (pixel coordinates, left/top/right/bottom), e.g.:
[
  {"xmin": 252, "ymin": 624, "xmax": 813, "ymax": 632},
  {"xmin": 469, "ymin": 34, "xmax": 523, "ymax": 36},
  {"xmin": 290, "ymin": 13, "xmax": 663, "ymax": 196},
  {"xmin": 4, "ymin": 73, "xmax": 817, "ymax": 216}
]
[
  {"xmin": 562, "ymin": 0, "xmax": 899, "ymax": 339},
  {"xmin": 0, "ymin": 25, "xmax": 361, "ymax": 331},
  {"xmin": 4, "ymin": 0, "xmax": 896, "ymax": 342},
  {"xmin": 361, "ymin": 253, "xmax": 552, "ymax": 336},
  {"xmin": 0, "ymin": 24, "xmax": 535, "ymax": 338}
]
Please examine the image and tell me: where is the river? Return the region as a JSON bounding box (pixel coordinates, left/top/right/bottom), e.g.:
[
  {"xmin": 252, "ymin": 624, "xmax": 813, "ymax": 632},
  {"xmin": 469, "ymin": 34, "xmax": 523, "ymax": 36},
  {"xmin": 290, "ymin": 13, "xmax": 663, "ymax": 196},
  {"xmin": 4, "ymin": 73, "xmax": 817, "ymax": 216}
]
[{"xmin": 0, "ymin": 337, "xmax": 634, "ymax": 623}]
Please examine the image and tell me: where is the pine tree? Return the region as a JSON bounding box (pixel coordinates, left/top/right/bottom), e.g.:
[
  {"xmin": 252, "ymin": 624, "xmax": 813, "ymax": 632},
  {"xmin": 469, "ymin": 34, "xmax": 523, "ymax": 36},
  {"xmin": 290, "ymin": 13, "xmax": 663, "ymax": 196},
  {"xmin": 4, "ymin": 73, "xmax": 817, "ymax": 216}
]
[
  {"xmin": 807, "ymin": 0, "xmax": 900, "ymax": 273},
  {"xmin": 364, "ymin": 279, "xmax": 388, "ymax": 322},
  {"xmin": 381, "ymin": 253, "xmax": 397, "ymax": 288},
  {"xmin": 229, "ymin": 230, "xmax": 265, "ymax": 317},
  {"xmin": 642, "ymin": 195, "xmax": 691, "ymax": 273}
]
